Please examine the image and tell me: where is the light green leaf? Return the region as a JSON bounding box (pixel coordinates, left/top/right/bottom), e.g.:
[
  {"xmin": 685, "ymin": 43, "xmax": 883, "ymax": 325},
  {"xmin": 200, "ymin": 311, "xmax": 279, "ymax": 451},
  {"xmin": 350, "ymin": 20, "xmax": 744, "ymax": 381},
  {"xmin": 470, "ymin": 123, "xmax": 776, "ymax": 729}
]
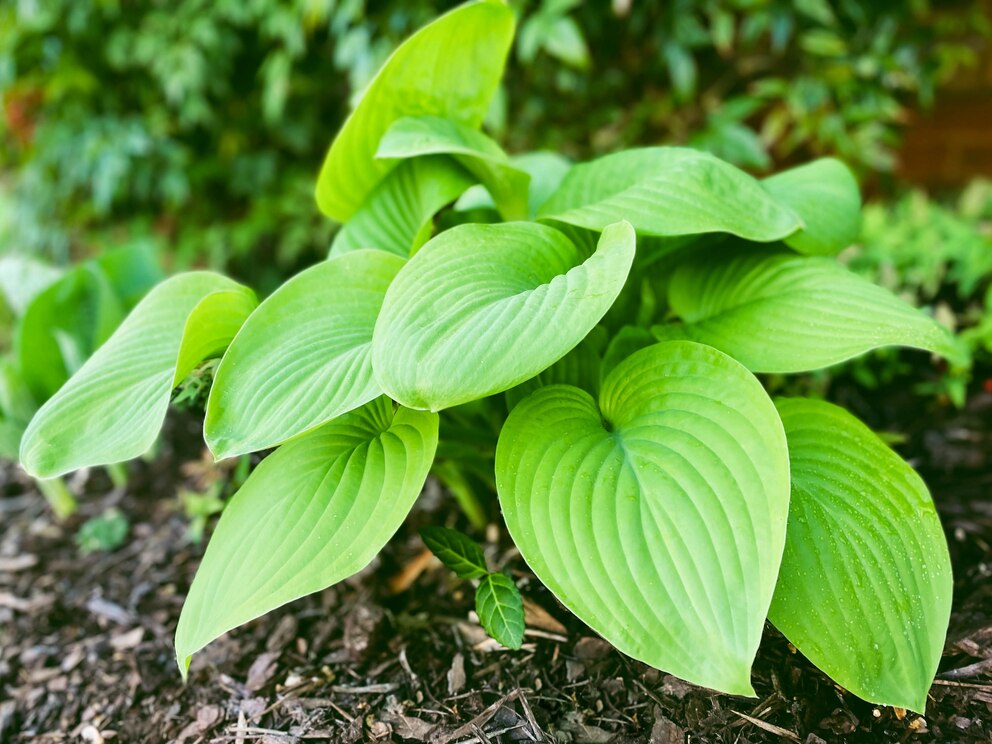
[
  {"xmin": 505, "ymin": 334, "xmax": 601, "ymax": 411},
  {"xmin": 376, "ymin": 115, "xmax": 529, "ymax": 220},
  {"xmin": 762, "ymin": 159, "xmax": 861, "ymax": 256},
  {"xmin": 95, "ymin": 241, "xmax": 164, "ymax": 308},
  {"xmin": 653, "ymin": 245, "xmax": 961, "ymax": 372},
  {"xmin": 372, "ymin": 221, "xmax": 635, "ymax": 411},
  {"xmin": 17, "ymin": 263, "xmax": 124, "ymax": 402},
  {"xmin": 770, "ymin": 399, "xmax": 952, "ymax": 713},
  {"xmin": 456, "ymin": 151, "xmax": 572, "ymax": 218},
  {"xmin": 175, "ymin": 398, "xmax": 438, "ymax": 676},
  {"xmin": 329, "ymin": 156, "xmax": 474, "ymax": 258},
  {"xmin": 20, "ymin": 273, "xmax": 256, "ymax": 479},
  {"xmin": 496, "ymin": 341, "xmax": 791, "ymax": 694},
  {"xmin": 0, "ymin": 254, "xmax": 62, "ymax": 316},
  {"xmin": 600, "ymin": 325, "xmax": 655, "ymax": 383},
  {"xmin": 476, "ymin": 573, "xmax": 525, "ymax": 649},
  {"xmin": 421, "ymin": 525, "xmax": 488, "ymax": 580},
  {"xmin": 205, "ymin": 250, "xmax": 405, "ymax": 459},
  {"xmin": 315, "ymin": 0, "xmax": 515, "ymax": 221},
  {"xmin": 538, "ymin": 147, "xmax": 802, "ymax": 240}
]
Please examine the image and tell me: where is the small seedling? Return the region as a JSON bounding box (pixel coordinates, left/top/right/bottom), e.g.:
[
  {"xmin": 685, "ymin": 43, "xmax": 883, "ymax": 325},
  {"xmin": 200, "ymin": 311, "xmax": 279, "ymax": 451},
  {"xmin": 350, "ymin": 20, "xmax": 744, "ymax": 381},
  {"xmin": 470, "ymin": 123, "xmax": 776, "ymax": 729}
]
[
  {"xmin": 76, "ymin": 508, "xmax": 129, "ymax": 555},
  {"xmin": 421, "ymin": 525, "xmax": 524, "ymax": 649}
]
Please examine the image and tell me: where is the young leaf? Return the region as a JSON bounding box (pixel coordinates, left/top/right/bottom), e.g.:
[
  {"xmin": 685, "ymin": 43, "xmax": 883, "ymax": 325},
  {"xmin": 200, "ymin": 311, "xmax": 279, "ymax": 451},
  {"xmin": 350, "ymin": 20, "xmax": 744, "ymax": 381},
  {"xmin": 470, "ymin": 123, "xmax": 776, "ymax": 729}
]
[
  {"xmin": 372, "ymin": 220, "xmax": 635, "ymax": 411},
  {"xmin": 456, "ymin": 150, "xmax": 572, "ymax": 218},
  {"xmin": 537, "ymin": 147, "xmax": 802, "ymax": 241},
  {"xmin": 17, "ymin": 263, "xmax": 124, "ymax": 401},
  {"xmin": 175, "ymin": 398, "xmax": 439, "ymax": 677},
  {"xmin": 770, "ymin": 399, "xmax": 952, "ymax": 714},
  {"xmin": 20, "ymin": 273, "xmax": 256, "ymax": 479},
  {"xmin": 496, "ymin": 341, "xmax": 791, "ymax": 695},
  {"xmin": 420, "ymin": 525, "xmax": 488, "ymax": 580},
  {"xmin": 205, "ymin": 250, "xmax": 405, "ymax": 459},
  {"xmin": 475, "ymin": 573, "xmax": 525, "ymax": 650},
  {"xmin": 329, "ymin": 157, "xmax": 474, "ymax": 258},
  {"xmin": 762, "ymin": 158, "xmax": 861, "ymax": 256},
  {"xmin": 376, "ymin": 115, "xmax": 530, "ymax": 220},
  {"xmin": 315, "ymin": 0, "xmax": 515, "ymax": 221},
  {"xmin": 653, "ymin": 245, "xmax": 962, "ymax": 372}
]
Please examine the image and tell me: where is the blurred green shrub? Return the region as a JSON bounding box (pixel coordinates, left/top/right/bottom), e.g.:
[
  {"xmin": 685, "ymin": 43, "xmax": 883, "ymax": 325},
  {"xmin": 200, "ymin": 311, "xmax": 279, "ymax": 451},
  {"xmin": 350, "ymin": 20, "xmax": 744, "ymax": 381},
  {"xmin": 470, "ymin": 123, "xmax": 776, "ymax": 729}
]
[{"xmin": 0, "ymin": 0, "xmax": 987, "ymax": 282}]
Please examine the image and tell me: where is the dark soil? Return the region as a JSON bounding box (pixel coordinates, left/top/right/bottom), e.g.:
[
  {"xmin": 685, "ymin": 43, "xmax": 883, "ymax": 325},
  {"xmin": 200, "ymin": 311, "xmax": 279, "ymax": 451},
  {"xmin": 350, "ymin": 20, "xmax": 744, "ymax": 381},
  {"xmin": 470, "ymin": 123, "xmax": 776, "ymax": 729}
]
[{"xmin": 2, "ymin": 388, "xmax": 991, "ymax": 743}]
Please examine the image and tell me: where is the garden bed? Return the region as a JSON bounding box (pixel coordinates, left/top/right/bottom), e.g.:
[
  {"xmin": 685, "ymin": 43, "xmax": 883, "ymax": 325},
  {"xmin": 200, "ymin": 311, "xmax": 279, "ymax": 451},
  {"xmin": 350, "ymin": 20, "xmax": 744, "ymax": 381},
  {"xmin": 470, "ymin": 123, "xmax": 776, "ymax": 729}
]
[{"xmin": 2, "ymin": 386, "xmax": 990, "ymax": 743}]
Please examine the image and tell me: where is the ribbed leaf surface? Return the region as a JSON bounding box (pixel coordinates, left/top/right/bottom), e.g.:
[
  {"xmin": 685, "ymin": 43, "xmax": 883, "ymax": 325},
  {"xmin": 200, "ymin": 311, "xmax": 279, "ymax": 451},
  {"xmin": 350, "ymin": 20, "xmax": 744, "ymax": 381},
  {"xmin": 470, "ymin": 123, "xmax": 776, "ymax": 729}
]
[
  {"xmin": 537, "ymin": 147, "xmax": 801, "ymax": 240},
  {"xmin": 329, "ymin": 157, "xmax": 474, "ymax": 258},
  {"xmin": 175, "ymin": 399, "xmax": 438, "ymax": 676},
  {"xmin": 205, "ymin": 250, "xmax": 405, "ymax": 459},
  {"xmin": 770, "ymin": 399, "xmax": 952, "ymax": 713},
  {"xmin": 20, "ymin": 273, "xmax": 255, "ymax": 478},
  {"xmin": 496, "ymin": 341, "xmax": 791, "ymax": 694},
  {"xmin": 372, "ymin": 221, "xmax": 635, "ymax": 411},
  {"xmin": 377, "ymin": 115, "xmax": 529, "ymax": 219},
  {"xmin": 653, "ymin": 246, "xmax": 961, "ymax": 372}
]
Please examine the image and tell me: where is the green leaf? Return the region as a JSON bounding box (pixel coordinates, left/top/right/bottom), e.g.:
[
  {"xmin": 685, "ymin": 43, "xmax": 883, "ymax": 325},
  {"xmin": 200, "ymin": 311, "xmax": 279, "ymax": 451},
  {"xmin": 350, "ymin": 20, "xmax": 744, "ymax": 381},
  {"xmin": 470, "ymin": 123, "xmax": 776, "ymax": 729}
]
[
  {"xmin": 205, "ymin": 250, "xmax": 404, "ymax": 459},
  {"xmin": 770, "ymin": 399, "xmax": 951, "ymax": 713},
  {"xmin": 653, "ymin": 245, "xmax": 961, "ymax": 372},
  {"xmin": 175, "ymin": 398, "xmax": 438, "ymax": 677},
  {"xmin": 600, "ymin": 325, "xmax": 655, "ymax": 383},
  {"xmin": 17, "ymin": 263, "xmax": 124, "ymax": 401},
  {"xmin": 315, "ymin": 0, "xmax": 515, "ymax": 221},
  {"xmin": 20, "ymin": 273, "xmax": 256, "ymax": 479},
  {"xmin": 372, "ymin": 220, "xmax": 635, "ymax": 411},
  {"xmin": 538, "ymin": 147, "xmax": 802, "ymax": 241},
  {"xmin": 505, "ymin": 334, "xmax": 601, "ymax": 411},
  {"xmin": 329, "ymin": 157, "xmax": 474, "ymax": 258},
  {"xmin": 456, "ymin": 151, "xmax": 572, "ymax": 218},
  {"xmin": 476, "ymin": 573, "xmax": 525, "ymax": 649},
  {"xmin": 420, "ymin": 525, "xmax": 488, "ymax": 580},
  {"xmin": 0, "ymin": 254, "xmax": 62, "ymax": 316},
  {"xmin": 496, "ymin": 341, "xmax": 791, "ymax": 694},
  {"xmin": 762, "ymin": 159, "xmax": 861, "ymax": 256},
  {"xmin": 376, "ymin": 115, "xmax": 529, "ymax": 220},
  {"xmin": 94, "ymin": 241, "xmax": 164, "ymax": 308}
]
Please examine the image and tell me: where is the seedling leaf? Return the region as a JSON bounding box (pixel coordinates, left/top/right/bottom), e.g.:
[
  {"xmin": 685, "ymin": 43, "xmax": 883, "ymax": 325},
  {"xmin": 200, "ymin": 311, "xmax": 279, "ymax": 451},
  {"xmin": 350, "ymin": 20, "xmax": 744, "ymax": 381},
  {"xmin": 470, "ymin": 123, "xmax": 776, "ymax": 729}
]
[
  {"xmin": 476, "ymin": 573, "xmax": 525, "ymax": 649},
  {"xmin": 421, "ymin": 525, "xmax": 489, "ymax": 580}
]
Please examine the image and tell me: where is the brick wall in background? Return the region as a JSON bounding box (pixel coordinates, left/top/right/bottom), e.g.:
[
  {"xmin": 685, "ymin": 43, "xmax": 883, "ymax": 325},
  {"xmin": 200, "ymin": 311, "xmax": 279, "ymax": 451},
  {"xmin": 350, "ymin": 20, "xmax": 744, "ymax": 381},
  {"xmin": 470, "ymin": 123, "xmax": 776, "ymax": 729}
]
[{"xmin": 898, "ymin": 42, "xmax": 992, "ymax": 189}]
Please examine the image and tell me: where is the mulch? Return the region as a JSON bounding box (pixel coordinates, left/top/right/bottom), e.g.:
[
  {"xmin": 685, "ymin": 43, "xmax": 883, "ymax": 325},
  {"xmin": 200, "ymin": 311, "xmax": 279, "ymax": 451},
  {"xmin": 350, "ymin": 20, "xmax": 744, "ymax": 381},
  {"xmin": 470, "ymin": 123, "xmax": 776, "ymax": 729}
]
[{"xmin": 1, "ymin": 389, "xmax": 990, "ymax": 743}]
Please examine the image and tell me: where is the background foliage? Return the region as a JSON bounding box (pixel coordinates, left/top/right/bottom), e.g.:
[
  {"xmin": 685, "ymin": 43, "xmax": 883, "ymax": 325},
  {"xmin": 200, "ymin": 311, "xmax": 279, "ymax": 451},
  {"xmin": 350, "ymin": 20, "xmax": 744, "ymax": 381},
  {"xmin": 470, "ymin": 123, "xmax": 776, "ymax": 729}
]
[{"xmin": 0, "ymin": 0, "xmax": 988, "ymax": 288}]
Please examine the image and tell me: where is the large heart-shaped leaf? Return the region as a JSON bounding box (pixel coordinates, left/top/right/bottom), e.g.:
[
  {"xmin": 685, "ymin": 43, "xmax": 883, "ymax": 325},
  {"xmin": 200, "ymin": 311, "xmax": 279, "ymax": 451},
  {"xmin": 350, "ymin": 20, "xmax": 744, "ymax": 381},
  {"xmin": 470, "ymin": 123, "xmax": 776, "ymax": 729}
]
[
  {"xmin": 537, "ymin": 147, "xmax": 802, "ymax": 241},
  {"xmin": 496, "ymin": 341, "xmax": 791, "ymax": 694},
  {"xmin": 376, "ymin": 115, "xmax": 529, "ymax": 220},
  {"xmin": 770, "ymin": 398, "xmax": 952, "ymax": 713},
  {"xmin": 175, "ymin": 398, "xmax": 438, "ymax": 676},
  {"xmin": 372, "ymin": 221, "xmax": 635, "ymax": 411},
  {"xmin": 205, "ymin": 250, "xmax": 405, "ymax": 459},
  {"xmin": 653, "ymin": 245, "xmax": 962, "ymax": 372},
  {"xmin": 20, "ymin": 273, "xmax": 256, "ymax": 479},
  {"xmin": 761, "ymin": 158, "xmax": 861, "ymax": 256},
  {"xmin": 329, "ymin": 157, "xmax": 474, "ymax": 258},
  {"xmin": 315, "ymin": 0, "xmax": 514, "ymax": 221}
]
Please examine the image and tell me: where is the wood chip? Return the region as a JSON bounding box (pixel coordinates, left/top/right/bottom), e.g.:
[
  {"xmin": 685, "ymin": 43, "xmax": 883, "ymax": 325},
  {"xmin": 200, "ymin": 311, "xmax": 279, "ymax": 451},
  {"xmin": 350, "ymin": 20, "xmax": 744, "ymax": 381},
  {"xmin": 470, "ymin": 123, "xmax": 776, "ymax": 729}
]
[{"xmin": 733, "ymin": 711, "xmax": 800, "ymax": 742}]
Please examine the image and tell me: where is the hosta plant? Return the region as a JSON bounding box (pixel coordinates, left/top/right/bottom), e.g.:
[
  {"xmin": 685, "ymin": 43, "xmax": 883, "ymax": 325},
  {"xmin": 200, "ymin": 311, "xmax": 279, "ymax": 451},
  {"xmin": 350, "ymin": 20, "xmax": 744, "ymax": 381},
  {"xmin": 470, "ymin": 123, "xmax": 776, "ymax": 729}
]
[{"xmin": 19, "ymin": 0, "xmax": 958, "ymax": 713}]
